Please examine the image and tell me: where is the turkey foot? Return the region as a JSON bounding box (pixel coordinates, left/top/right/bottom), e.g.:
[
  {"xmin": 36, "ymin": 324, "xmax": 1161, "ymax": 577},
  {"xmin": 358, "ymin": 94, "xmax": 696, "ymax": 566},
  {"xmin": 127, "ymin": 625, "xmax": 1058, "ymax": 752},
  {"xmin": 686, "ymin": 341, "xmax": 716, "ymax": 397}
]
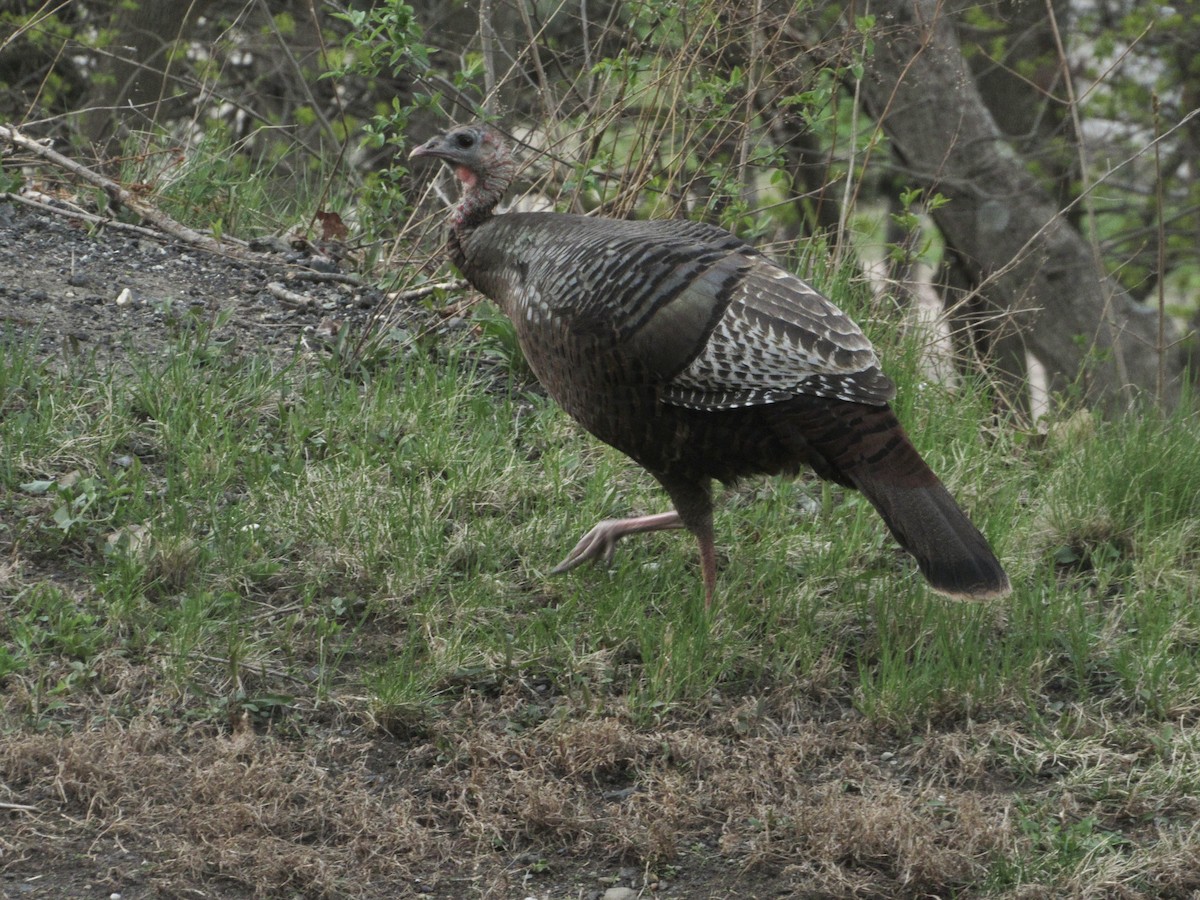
[{"xmin": 550, "ymin": 511, "xmax": 684, "ymax": 573}]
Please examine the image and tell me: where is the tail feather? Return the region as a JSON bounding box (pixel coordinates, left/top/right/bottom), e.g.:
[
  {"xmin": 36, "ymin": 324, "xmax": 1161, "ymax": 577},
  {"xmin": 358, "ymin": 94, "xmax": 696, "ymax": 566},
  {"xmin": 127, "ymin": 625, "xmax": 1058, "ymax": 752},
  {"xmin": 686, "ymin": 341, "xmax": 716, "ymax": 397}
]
[
  {"xmin": 781, "ymin": 398, "xmax": 1010, "ymax": 599},
  {"xmin": 851, "ymin": 472, "xmax": 1011, "ymax": 599}
]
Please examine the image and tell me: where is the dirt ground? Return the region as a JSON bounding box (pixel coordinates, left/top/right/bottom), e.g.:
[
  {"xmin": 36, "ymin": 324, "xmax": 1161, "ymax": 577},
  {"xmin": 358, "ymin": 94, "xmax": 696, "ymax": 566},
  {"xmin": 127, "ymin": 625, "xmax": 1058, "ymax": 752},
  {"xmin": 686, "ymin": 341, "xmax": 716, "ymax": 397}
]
[
  {"xmin": 0, "ymin": 198, "xmax": 1049, "ymax": 899},
  {"xmin": 0, "ymin": 198, "xmax": 389, "ymax": 369}
]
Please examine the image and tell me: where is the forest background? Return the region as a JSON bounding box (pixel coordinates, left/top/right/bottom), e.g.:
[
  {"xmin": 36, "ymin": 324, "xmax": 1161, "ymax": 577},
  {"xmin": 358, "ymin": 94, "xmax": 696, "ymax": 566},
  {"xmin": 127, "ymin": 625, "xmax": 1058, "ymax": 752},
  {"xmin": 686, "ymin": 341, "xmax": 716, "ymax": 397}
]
[{"xmin": 5, "ymin": 0, "xmax": 1199, "ymax": 410}]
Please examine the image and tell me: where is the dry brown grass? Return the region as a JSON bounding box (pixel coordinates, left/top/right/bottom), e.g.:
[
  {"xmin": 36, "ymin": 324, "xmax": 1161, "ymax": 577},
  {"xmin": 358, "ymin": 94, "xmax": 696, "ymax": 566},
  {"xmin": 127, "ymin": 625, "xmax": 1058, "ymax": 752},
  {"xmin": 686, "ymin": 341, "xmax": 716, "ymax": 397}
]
[
  {"xmin": 7, "ymin": 595, "xmax": 1200, "ymax": 899},
  {"xmin": 1, "ymin": 678, "xmax": 1036, "ymax": 898}
]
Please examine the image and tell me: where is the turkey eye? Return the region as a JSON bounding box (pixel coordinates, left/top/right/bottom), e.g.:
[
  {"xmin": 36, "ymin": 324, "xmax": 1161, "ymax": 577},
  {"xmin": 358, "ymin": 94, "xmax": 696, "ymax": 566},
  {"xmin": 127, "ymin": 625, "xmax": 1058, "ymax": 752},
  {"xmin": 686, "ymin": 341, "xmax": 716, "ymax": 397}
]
[{"xmin": 455, "ymin": 132, "xmax": 475, "ymax": 148}]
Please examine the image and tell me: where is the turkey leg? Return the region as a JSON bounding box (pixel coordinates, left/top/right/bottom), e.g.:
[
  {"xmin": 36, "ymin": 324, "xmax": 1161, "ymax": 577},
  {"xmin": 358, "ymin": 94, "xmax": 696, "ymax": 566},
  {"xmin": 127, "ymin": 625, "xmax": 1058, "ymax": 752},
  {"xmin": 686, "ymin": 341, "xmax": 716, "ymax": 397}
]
[{"xmin": 551, "ymin": 475, "xmax": 720, "ymax": 607}]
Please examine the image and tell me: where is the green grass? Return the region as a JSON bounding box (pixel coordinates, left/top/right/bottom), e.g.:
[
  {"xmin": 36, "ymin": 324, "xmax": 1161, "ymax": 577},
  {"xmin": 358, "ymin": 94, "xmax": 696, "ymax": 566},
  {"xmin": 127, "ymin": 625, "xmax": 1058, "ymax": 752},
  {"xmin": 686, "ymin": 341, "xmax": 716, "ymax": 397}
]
[
  {"xmin": 3, "ymin": 305, "xmax": 1199, "ymax": 729},
  {"xmin": 5, "ymin": 295, "xmax": 1200, "ymax": 893},
  {"xmin": 114, "ymin": 129, "xmax": 355, "ymax": 241}
]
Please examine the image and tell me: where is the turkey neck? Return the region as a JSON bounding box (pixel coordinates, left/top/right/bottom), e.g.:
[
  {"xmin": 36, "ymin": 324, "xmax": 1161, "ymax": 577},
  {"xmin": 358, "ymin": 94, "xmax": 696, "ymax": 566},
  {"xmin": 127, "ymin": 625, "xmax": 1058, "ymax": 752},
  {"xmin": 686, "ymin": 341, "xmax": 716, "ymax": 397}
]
[{"xmin": 450, "ymin": 159, "xmax": 513, "ymax": 231}]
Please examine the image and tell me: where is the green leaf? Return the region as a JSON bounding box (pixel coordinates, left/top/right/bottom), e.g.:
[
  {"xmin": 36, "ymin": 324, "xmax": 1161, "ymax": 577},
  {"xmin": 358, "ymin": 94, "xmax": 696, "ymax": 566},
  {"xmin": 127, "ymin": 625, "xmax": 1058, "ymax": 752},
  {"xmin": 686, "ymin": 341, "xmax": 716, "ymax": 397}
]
[{"xmin": 52, "ymin": 504, "xmax": 77, "ymax": 531}]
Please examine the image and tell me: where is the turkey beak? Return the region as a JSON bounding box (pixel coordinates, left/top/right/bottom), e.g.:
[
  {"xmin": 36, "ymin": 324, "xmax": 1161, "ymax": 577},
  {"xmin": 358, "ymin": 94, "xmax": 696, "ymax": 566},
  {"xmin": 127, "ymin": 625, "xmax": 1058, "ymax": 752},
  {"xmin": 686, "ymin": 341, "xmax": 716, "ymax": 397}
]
[{"xmin": 408, "ymin": 136, "xmax": 447, "ymax": 162}]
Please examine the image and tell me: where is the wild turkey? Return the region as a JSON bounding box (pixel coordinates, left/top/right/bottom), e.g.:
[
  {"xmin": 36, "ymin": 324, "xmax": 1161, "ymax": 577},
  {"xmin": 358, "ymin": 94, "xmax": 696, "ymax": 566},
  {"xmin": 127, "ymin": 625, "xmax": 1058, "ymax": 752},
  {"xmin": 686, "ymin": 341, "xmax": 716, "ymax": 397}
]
[{"xmin": 410, "ymin": 124, "xmax": 1010, "ymax": 605}]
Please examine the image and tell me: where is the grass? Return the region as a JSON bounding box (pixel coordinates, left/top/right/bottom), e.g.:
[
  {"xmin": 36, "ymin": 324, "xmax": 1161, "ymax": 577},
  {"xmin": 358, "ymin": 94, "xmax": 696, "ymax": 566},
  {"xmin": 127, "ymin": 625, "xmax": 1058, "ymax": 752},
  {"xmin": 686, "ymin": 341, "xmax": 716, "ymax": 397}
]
[
  {"xmin": 5, "ymin": 268, "xmax": 1200, "ymax": 894},
  {"xmin": 7, "ymin": 176, "xmax": 1200, "ymax": 897},
  {"xmin": 5, "ymin": 3, "xmax": 1198, "ymax": 887}
]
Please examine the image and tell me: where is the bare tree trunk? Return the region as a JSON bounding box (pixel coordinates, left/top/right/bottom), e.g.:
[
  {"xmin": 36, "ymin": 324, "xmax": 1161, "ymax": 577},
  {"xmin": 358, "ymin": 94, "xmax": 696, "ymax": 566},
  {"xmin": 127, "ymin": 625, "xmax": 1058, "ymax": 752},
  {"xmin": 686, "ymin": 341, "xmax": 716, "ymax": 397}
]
[{"xmin": 854, "ymin": 0, "xmax": 1185, "ymax": 412}]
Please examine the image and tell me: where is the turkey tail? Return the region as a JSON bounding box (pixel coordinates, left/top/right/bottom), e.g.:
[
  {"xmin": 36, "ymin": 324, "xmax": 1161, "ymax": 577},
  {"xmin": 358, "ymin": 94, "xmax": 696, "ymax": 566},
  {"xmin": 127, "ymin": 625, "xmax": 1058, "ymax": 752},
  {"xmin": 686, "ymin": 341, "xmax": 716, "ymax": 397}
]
[
  {"xmin": 786, "ymin": 399, "xmax": 1011, "ymax": 600},
  {"xmin": 853, "ymin": 469, "xmax": 1011, "ymax": 600}
]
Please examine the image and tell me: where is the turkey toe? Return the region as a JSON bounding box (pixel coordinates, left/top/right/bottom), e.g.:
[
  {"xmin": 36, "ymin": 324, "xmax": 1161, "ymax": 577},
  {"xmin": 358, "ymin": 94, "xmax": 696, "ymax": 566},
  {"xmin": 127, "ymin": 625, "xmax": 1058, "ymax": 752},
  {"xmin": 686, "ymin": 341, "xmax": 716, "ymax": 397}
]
[{"xmin": 551, "ymin": 511, "xmax": 685, "ymax": 574}]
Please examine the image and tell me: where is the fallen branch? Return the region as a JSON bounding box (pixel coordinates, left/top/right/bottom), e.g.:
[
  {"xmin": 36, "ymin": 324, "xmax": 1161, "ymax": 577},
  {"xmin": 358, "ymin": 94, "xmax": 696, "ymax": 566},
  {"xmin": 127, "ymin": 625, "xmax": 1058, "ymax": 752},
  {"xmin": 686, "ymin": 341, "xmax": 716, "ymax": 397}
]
[
  {"xmin": 2, "ymin": 189, "xmax": 169, "ymax": 243},
  {"xmin": 0, "ymin": 801, "xmax": 38, "ymax": 813},
  {"xmin": 4, "ymin": 190, "xmax": 374, "ymax": 289},
  {"xmin": 1, "ymin": 123, "xmax": 244, "ymax": 256},
  {"xmin": 286, "ymin": 268, "xmax": 364, "ymax": 286}
]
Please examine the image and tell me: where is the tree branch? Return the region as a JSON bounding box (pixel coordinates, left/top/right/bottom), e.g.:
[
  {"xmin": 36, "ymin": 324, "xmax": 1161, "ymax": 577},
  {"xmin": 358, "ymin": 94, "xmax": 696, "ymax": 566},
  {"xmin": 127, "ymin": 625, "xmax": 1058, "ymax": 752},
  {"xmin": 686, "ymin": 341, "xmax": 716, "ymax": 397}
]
[{"xmin": 1, "ymin": 123, "xmax": 242, "ymax": 256}]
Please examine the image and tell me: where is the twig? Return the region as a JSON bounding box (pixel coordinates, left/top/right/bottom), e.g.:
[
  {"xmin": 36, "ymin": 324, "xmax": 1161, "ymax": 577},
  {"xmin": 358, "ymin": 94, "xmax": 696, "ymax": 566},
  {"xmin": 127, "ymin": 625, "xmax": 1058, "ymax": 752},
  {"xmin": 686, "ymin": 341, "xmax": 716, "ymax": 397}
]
[
  {"xmin": 1, "ymin": 190, "xmax": 167, "ymax": 242},
  {"xmin": 0, "ymin": 801, "xmax": 38, "ymax": 813},
  {"xmin": 1153, "ymin": 93, "xmax": 1166, "ymax": 404},
  {"xmin": 1043, "ymin": 0, "xmax": 1131, "ymax": 403},
  {"xmin": 4, "ymin": 188, "xmax": 380, "ymax": 295},
  {"xmin": 192, "ymin": 653, "xmax": 311, "ymax": 687},
  {"xmin": 267, "ymin": 281, "xmax": 315, "ymax": 309},
  {"xmin": 0, "ymin": 123, "xmax": 241, "ymax": 256},
  {"xmin": 580, "ymin": 0, "xmax": 594, "ymax": 105},
  {"xmin": 516, "ymin": 0, "xmax": 554, "ymax": 121},
  {"xmin": 4, "ymin": 187, "xmax": 372, "ymax": 288},
  {"xmin": 479, "ymin": 0, "xmax": 498, "ymax": 114},
  {"xmin": 388, "ymin": 279, "xmax": 467, "ymax": 303},
  {"xmin": 286, "ymin": 268, "xmax": 364, "ymax": 286}
]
